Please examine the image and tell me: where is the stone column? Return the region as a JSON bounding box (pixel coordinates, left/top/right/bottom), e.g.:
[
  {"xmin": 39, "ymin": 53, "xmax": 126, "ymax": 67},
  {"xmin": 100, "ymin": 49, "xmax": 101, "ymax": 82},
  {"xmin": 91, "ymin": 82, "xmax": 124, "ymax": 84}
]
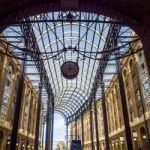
[
  {"xmin": 19, "ymin": 84, "xmax": 27, "ymax": 132},
  {"xmin": 113, "ymin": 89, "xmax": 121, "ymax": 129},
  {"xmin": 111, "ymin": 93, "xmax": 117, "ymax": 131},
  {"xmin": 135, "ymin": 26, "xmax": 150, "ymax": 76},
  {"xmin": 29, "ymin": 95, "xmax": 34, "ymax": 136},
  {"xmin": 0, "ymin": 65, "xmax": 8, "ymax": 108},
  {"xmin": 31, "ymin": 97, "xmax": 37, "ymax": 135},
  {"xmin": 0, "ymin": 130, "xmax": 7, "ymax": 150},
  {"xmin": 33, "ymin": 99, "xmax": 38, "ymax": 137},
  {"xmin": 127, "ymin": 69, "xmax": 139, "ymax": 118},
  {"xmin": 6, "ymin": 75, "xmax": 17, "ymax": 124}
]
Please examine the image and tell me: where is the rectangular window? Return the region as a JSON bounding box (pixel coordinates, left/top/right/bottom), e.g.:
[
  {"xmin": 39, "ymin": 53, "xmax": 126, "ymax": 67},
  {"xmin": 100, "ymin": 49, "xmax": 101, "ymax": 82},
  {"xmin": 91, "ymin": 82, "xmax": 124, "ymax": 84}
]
[
  {"xmin": 143, "ymin": 81, "xmax": 150, "ymax": 96},
  {"xmin": 135, "ymin": 90, "xmax": 141, "ymax": 102},
  {"xmin": 147, "ymin": 102, "xmax": 150, "ymax": 112}
]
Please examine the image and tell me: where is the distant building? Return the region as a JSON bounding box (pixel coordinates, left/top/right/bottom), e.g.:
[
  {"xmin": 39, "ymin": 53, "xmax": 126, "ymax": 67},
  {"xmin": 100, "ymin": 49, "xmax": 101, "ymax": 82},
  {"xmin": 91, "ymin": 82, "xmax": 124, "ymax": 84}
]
[{"xmin": 55, "ymin": 141, "xmax": 66, "ymax": 150}]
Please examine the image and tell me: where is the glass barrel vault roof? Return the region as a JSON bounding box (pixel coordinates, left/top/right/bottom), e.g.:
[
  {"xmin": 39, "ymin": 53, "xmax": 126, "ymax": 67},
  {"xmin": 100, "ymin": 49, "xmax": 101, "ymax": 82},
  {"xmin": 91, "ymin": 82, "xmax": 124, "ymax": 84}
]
[{"xmin": 1, "ymin": 11, "xmax": 138, "ymax": 118}]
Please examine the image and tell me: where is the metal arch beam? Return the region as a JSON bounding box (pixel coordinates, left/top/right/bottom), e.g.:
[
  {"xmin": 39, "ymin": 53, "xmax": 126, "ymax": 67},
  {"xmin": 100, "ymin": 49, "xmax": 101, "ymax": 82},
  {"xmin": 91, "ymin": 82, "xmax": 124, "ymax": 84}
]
[
  {"xmin": 58, "ymin": 97, "xmax": 83, "ymax": 112},
  {"xmin": 44, "ymin": 59, "xmax": 98, "ymax": 79},
  {"xmin": 56, "ymin": 90, "xmax": 87, "ymax": 102},
  {"xmin": 57, "ymin": 100, "xmax": 85, "ymax": 113},
  {"xmin": 60, "ymin": 103, "xmax": 78, "ymax": 114},
  {"xmin": 54, "ymin": 108, "xmax": 70, "ymax": 117},
  {"xmin": 56, "ymin": 105, "xmax": 73, "ymax": 116},
  {"xmin": 58, "ymin": 96, "xmax": 84, "ymax": 108},
  {"xmin": 55, "ymin": 108, "xmax": 72, "ymax": 118},
  {"xmin": 67, "ymin": 99, "xmax": 89, "ymax": 123},
  {"xmin": 67, "ymin": 107, "xmax": 84, "ymax": 123},
  {"xmin": 54, "ymin": 110, "xmax": 67, "ymax": 120},
  {"xmin": 67, "ymin": 100, "xmax": 90, "ymax": 123},
  {"xmin": 57, "ymin": 90, "xmax": 88, "ymax": 109},
  {"xmin": 56, "ymin": 85, "xmax": 89, "ymax": 95},
  {"xmin": 56, "ymin": 89, "xmax": 87, "ymax": 105},
  {"xmin": 55, "ymin": 86, "xmax": 88, "ymax": 98},
  {"xmin": 61, "ymin": 94, "xmax": 86, "ymax": 104},
  {"xmin": 20, "ymin": 20, "xmax": 55, "ymax": 150},
  {"xmin": 56, "ymin": 94, "xmax": 84, "ymax": 106},
  {"xmin": 55, "ymin": 87, "xmax": 89, "ymax": 106},
  {"xmin": 56, "ymin": 101, "xmax": 79, "ymax": 115},
  {"xmin": 36, "ymin": 20, "xmax": 106, "ymax": 43},
  {"xmin": 45, "ymin": 75, "xmax": 95, "ymax": 94},
  {"xmin": 55, "ymin": 108, "xmax": 70, "ymax": 117},
  {"xmin": 66, "ymin": 23, "xmax": 117, "ymax": 122},
  {"xmin": 20, "ymin": 19, "xmax": 54, "ymax": 96},
  {"xmin": 40, "ymin": 36, "xmax": 104, "ymax": 52},
  {"xmin": 0, "ymin": 8, "xmax": 141, "ymax": 33},
  {"xmin": 44, "ymin": 56, "xmax": 98, "ymax": 73}
]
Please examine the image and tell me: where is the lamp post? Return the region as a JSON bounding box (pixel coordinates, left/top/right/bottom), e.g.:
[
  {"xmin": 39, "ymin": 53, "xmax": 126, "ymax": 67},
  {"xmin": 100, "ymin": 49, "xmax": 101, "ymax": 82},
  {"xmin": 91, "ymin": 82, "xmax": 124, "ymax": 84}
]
[
  {"xmin": 120, "ymin": 136, "xmax": 124, "ymax": 150},
  {"xmin": 133, "ymin": 131, "xmax": 138, "ymax": 149}
]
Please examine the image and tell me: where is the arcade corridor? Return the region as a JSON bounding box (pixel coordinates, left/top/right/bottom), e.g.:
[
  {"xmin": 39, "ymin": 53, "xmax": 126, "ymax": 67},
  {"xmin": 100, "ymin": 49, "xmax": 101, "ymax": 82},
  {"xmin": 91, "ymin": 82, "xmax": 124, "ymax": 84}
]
[{"xmin": 0, "ymin": 1, "xmax": 150, "ymax": 150}]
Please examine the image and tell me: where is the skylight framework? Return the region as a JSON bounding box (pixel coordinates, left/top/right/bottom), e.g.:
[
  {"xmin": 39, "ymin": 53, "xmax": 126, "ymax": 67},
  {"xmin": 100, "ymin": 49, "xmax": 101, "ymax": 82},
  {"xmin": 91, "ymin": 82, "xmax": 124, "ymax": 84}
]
[{"xmin": 0, "ymin": 11, "xmax": 140, "ymax": 121}]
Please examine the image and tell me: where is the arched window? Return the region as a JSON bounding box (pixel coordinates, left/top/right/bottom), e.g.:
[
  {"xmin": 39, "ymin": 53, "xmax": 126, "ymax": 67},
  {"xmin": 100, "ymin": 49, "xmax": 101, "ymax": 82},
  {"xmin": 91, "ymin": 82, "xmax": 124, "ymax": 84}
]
[
  {"xmin": 1, "ymin": 65, "xmax": 14, "ymax": 120},
  {"xmin": 123, "ymin": 69, "xmax": 127, "ymax": 80},
  {"xmin": 129, "ymin": 59, "xmax": 134, "ymax": 70},
  {"xmin": 0, "ymin": 55, "xmax": 2, "ymax": 65},
  {"xmin": 129, "ymin": 59, "xmax": 143, "ymax": 118},
  {"xmin": 10, "ymin": 85, "xmax": 17, "ymax": 127},
  {"xmin": 129, "ymin": 59, "xmax": 137, "ymax": 81},
  {"xmin": 130, "ymin": 111, "xmax": 135, "ymax": 122},
  {"xmin": 139, "ymin": 106, "xmax": 144, "ymax": 117},
  {"xmin": 3, "ymin": 65, "xmax": 14, "ymax": 105},
  {"xmin": 23, "ymin": 93, "xmax": 31, "ymax": 131},
  {"xmin": 143, "ymin": 80, "xmax": 150, "ymax": 96},
  {"xmin": 147, "ymin": 102, "xmax": 150, "ymax": 112},
  {"xmin": 135, "ymin": 90, "xmax": 141, "ymax": 102},
  {"xmin": 0, "ymin": 55, "xmax": 3, "ymax": 82},
  {"xmin": 140, "ymin": 127, "xmax": 149, "ymax": 149}
]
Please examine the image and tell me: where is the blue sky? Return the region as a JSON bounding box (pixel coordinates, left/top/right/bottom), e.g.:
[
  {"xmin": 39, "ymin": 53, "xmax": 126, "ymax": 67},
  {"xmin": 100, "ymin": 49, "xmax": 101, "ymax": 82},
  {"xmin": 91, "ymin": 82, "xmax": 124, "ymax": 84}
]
[{"xmin": 53, "ymin": 112, "xmax": 66, "ymax": 149}]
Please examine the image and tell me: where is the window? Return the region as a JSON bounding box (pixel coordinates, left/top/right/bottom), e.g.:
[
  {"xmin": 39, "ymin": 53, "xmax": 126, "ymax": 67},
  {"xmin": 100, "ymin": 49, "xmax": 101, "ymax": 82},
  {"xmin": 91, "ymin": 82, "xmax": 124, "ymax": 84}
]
[
  {"xmin": 0, "ymin": 55, "xmax": 3, "ymax": 84},
  {"xmin": 0, "ymin": 55, "xmax": 2, "ymax": 67},
  {"xmin": 130, "ymin": 111, "xmax": 135, "ymax": 121},
  {"xmin": 147, "ymin": 102, "xmax": 150, "ymax": 112},
  {"xmin": 123, "ymin": 69, "xmax": 127, "ymax": 80},
  {"xmin": 23, "ymin": 95, "xmax": 30, "ymax": 131},
  {"xmin": 10, "ymin": 86, "xmax": 17, "ymax": 126},
  {"xmin": 2, "ymin": 66, "xmax": 13, "ymax": 105},
  {"xmin": 129, "ymin": 60, "xmax": 134, "ymax": 70},
  {"xmin": 140, "ymin": 63, "xmax": 146, "ymax": 75},
  {"xmin": 141, "ymin": 63, "xmax": 145, "ymax": 70},
  {"xmin": 135, "ymin": 90, "xmax": 141, "ymax": 102},
  {"xmin": 128, "ymin": 96, "xmax": 132, "ymax": 107},
  {"xmin": 143, "ymin": 81, "xmax": 150, "ymax": 96},
  {"xmin": 138, "ymin": 51, "xmax": 142, "ymax": 58},
  {"xmin": 0, "ymin": 65, "xmax": 14, "ymax": 123},
  {"xmin": 139, "ymin": 106, "xmax": 144, "ymax": 117}
]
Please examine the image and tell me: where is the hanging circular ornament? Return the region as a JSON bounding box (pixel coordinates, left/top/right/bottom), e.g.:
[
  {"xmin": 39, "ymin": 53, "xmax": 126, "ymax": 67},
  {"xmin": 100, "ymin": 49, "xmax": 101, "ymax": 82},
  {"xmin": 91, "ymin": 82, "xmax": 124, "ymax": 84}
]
[{"xmin": 61, "ymin": 61, "xmax": 79, "ymax": 79}]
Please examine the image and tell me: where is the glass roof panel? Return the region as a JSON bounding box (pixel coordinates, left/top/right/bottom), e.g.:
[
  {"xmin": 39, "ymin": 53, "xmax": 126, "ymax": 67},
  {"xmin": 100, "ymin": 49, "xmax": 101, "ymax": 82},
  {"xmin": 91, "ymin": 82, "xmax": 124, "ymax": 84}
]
[{"xmin": 1, "ymin": 11, "xmax": 139, "ymax": 118}]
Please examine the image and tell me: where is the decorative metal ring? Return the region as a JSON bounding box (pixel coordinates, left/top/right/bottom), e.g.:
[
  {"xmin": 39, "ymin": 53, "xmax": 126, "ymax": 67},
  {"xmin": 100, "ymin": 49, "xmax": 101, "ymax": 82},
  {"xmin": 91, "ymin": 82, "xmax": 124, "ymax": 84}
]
[{"xmin": 61, "ymin": 61, "xmax": 79, "ymax": 79}]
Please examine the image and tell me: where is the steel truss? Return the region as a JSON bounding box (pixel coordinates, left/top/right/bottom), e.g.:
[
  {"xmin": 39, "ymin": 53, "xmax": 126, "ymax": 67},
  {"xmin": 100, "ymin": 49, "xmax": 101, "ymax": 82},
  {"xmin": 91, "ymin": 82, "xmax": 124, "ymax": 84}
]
[
  {"xmin": 67, "ymin": 24, "xmax": 119, "ymax": 123},
  {"xmin": 67, "ymin": 24, "xmax": 134, "ymax": 150},
  {"xmin": 1, "ymin": 11, "xmax": 141, "ymax": 150},
  {"xmin": 0, "ymin": 8, "xmax": 142, "ymax": 30},
  {"xmin": 20, "ymin": 20, "xmax": 55, "ymax": 150},
  {"xmin": 20, "ymin": 20, "xmax": 54, "ymax": 96}
]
